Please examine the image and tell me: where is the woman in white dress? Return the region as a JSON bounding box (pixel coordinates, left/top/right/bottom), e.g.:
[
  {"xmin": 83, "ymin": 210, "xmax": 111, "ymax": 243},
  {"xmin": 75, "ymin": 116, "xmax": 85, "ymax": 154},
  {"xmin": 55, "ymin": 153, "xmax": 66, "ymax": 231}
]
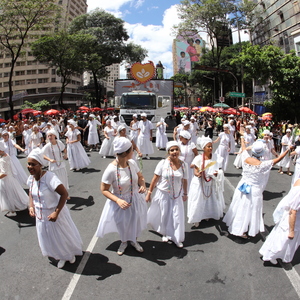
[
  {"xmin": 213, "ymin": 124, "xmax": 231, "ymax": 171},
  {"xmin": 96, "ymin": 137, "xmax": 147, "ymax": 256},
  {"xmin": 223, "ymin": 137, "xmax": 291, "ymax": 239},
  {"xmin": 99, "ymin": 120, "xmax": 117, "ymax": 158},
  {"xmin": 261, "ymin": 130, "xmax": 278, "ymax": 161},
  {"xmin": 0, "ymin": 142, "xmax": 28, "ymax": 216},
  {"xmin": 129, "ymin": 114, "xmax": 139, "ymax": 144},
  {"xmin": 156, "ymin": 117, "xmax": 168, "ymax": 150},
  {"xmin": 84, "ymin": 114, "xmax": 102, "ymax": 151},
  {"xmin": 42, "ymin": 130, "xmax": 69, "ymax": 192},
  {"xmin": 278, "ymin": 129, "xmax": 293, "ymax": 175},
  {"xmin": 65, "ymin": 120, "xmax": 91, "ymax": 171},
  {"xmin": 29, "ymin": 125, "xmax": 44, "ymax": 153},
  {"xmin": 146, "ymin": 141, "xmax": 188, "ymax": 248},
  {"xmin": 27, "ymin": 148, "xmax": 82, "ymax": 269},
  {"xmin": 178, "ymin": 130, "xmax": 198, "ymax": 186},
  {"xmin": 259, "ymin": 178, "xmax": 300, "ymax": 264},
  {"xmin": 290, "ymin": 146, "xmax": 300, "ymax": 187},
  {"xmin": 22, "ymin": 124, "xmax": 32, "ymax": 156},
  {"xmin": 187, "ymin": 136, "xmax": 225, "ymax": 227},
  {"xmin": 228, "ymin": 118, "xmax": 236, "ymax": 154},
  {"xmin": 1, "ymin": 130, "xmax": 28, "ymax": 186}
]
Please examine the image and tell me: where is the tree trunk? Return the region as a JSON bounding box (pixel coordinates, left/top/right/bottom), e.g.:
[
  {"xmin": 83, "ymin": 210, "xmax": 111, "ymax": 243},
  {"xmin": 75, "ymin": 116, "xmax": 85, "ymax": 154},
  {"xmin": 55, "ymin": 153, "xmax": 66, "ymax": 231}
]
[{"xmin": 92, "ymin": 71, "xmax": 101, "ymax": 108}]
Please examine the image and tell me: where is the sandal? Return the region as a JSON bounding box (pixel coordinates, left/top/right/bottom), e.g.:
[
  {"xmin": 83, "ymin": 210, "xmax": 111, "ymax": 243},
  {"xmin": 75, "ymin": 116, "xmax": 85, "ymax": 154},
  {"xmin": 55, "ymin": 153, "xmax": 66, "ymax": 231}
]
[
  {"xmin": 240, "ymin": 233, "xmax": 249, "ymax": 239},
  {"xmin": 287, "ymin": 172, "xmax": 292, "ymax": 176}
]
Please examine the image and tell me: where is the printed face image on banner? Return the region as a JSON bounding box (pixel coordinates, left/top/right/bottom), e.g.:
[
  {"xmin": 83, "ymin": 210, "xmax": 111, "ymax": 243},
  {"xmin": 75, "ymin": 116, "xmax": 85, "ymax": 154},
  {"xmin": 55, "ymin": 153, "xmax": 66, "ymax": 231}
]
[{"xmin": 174, "ymin": 33, "xmax": 205, "ymax": 75}]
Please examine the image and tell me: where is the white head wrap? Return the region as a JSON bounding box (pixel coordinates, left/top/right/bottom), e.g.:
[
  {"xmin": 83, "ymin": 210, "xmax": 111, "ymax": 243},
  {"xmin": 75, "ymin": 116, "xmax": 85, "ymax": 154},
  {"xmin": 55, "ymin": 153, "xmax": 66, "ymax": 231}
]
[
  {"xmin": 9, "ymin": 126, "xmax": 14, "ymax": 130},
  {"xmin": 1, "ymin": 130, "xmax": 8, "ymax": 136},
  {"xmin": 183, "ymin": 120, "xmax": 190, "ymax": 126},
  {"xmin": 24, "ymin": 124, "xmax": 29, "ymax": 128},
  {"xmin": 114, "ymin": 137, "xmax": 132, "ymax": 154},
  {"xmin": 89, "ymin": 114, "xmax": 95, "ymax": 118},
  {"xmin": 263, "ymin": 130, "xmax": 270, "ymax": 135},
  {"xmin": 141, "ymin": 113, "xmax": 147, "ymax": 117},
  {"xmin": 286, "ymin": 129, "xmax": 291, "ymax": 133},
  {"xmin": 229, "ymin": 114, "xmax": 234, "ymax": 118},
  {"xmin": 46, "ymin": 129, "xmax": 58, "ymax": 139},
  {"xmin": 197, "ymin": 136, "xmax": 212, "ymax": 149},
  {"xmin": 68, "ymin": 120, "xmax": 77, "ymax": 126},
  {"xmin": 179, "ymin": 130, "xmax": 191, "ymax": 140},
  {"xmin": 133, "ymin": 114, "xmax": 138, "ymax": 118},
  {"xmin": 251, "ymin": 140, "xmax": 265, "ymax": 157},
  {"xmin": 28, "ymin": 148, "xmax": 47, "ymax": 166},
  {"xmin": 160, "ymin": 117, "xmax": 164, "ymax": 122},
  {"xmin": 181, "ymin": 118, "xmax": 186, "ymax": 123},
  {"xmin": 106, "ymin": 119, "xmax": 111, "ymax": 124},
  {"xmin": 166, "ymin": 141, "xmax": 179, "ymax": 152},
  {"xmin": 245, "ymin": 125, "xmax": 251, "ymax": 129},
  {"xmin": 191, "ymin": 116, "xmax": 196, "ymax": 120},
  {"xmin": 223, "ymin": 124, "xmax": 230, "ymax": 128},
  {"xmin": 117, "ymin": 124, "xmax": 126, "ymax": 133}
]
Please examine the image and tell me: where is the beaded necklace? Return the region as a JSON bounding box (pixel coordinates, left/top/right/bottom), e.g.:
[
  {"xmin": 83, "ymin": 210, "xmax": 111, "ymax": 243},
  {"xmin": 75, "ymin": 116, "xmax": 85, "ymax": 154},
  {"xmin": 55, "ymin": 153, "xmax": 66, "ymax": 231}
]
[
  {"xmin": 201, "ymin": 153, "xmax": 213, "ymax": 198},
  {"xmin": 50, "ymin": 141, "xmax": 62, "ymax": 167},
  {"xmin": 29, "ymin": 176, "xmax": 43, "ymax": 220},
  {"xmin": 167, "ymin": 159, "xmax": 184, "ymax": 199},
  {"xmin": 116, "ymin": 161, "xmax": 133, "ymax": 203}
]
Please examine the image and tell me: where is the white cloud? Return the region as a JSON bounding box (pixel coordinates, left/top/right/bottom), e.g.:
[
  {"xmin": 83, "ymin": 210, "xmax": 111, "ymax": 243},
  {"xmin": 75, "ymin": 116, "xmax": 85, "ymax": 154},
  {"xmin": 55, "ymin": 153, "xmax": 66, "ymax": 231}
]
[{"xmin": 87, "ymin": 0, "xmax": 131, "ymax": 12}]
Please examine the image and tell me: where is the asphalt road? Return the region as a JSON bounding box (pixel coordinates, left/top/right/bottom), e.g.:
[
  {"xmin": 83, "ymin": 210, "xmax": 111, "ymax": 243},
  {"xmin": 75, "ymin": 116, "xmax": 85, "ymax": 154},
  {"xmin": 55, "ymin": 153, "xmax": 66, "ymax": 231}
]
[{"xmin": 1, "ymin": 132, "xmax": 300, "ymax": 300}]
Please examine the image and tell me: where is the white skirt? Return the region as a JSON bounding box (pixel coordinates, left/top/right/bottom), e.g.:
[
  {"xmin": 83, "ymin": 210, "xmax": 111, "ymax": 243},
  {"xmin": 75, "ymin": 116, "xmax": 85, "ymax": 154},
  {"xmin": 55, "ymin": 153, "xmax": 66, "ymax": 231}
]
[
  {"xmin": 88, "ymin": 132, "xmax": 99, "ymax": 145},
  {"xmin": 147, "ymin": 189, "xmax": 185, "ymax": 244},
  {"xmin": 187, "ymin": 176, "xmax": 225, "ymax": 223},
  {"xmin": 67, "ymin": 142, "xmax": 91, "ymax": 170},
  {"xmin": 35, "ymin": 205, "xmax": 83, "ymax": 260},
  {"xmin": 53, "ymin": 167, "xmax": 69, "ymax": 190},
  {"xmin": 10, "ymin": 155, "xmax": 28, "ymax": 186},
  {"xmin": 96, "ymin": 192, "xmax": 147, "ymax": 242},
  {"xmin": 0, "ymin": 174, "xmax": 28, "ymax": 212},
  {"xmin": 156, "ymin": 132, "xmax": 168, "ymax": 149},
  {"xmin": 259, "ymin": 210, "xmax": 300, "ymax": 263},
  {"xmin": 137, "ymin": 136, "xmax": 154, "ymax": 155},
  {"xmin": 223, "ymin": 181, "xmax": 265, "ymax": 237},
  {"xmin": 99, "ymin": 137, "xmax": 115, "ymax": 156}
]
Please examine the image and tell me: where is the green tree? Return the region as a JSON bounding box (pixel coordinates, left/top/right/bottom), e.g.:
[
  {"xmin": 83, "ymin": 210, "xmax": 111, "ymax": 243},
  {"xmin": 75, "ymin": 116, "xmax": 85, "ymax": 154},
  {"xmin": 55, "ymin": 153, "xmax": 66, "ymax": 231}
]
[
  {"xmin": 68, "ymin": 9, "xmax": 147, "ymax": 107},
  {"xmin": 0, "ymin": 0, "xmax": 59, "ymax": 118},
  {"xmin": 21, "ymin": 100, "xmax": 50, "ymax": 111},
  {"xmin": 32, "ymin": 31, "xmax": 96, "ymax": 108}
]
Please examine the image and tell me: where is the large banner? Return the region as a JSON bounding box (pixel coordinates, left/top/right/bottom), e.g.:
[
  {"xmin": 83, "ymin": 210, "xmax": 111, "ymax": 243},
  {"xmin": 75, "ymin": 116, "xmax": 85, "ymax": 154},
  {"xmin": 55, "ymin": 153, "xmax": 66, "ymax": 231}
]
[{"xmin": 173, "ymin": 33, "xmax": 205, "ymax": 74}]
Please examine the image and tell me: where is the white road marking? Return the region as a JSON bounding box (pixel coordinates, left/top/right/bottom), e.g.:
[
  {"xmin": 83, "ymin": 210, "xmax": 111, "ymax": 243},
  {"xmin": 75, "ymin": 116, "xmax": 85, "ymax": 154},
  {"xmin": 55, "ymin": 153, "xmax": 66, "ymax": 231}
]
[{"xmin": 62, "ymin": 234, "xmax": 98, "ymax": 300}]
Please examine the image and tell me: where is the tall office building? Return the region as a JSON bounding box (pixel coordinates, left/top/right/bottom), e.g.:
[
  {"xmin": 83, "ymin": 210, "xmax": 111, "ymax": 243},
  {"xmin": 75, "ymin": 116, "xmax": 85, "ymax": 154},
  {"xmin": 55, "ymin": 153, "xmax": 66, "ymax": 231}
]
[
  {"xmin": 0, "ymin": 0, "xmax": 88, "ymax": 118},
  {"xmin": 251, "ymin": 0, "xmax": 300, "ymax": 104}
]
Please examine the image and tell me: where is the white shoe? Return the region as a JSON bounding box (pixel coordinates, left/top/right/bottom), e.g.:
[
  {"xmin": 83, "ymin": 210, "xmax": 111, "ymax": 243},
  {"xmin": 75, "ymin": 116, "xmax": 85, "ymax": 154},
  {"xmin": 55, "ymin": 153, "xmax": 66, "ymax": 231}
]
[
  {"xmin": 194, "ymin": 222, "xmax": 199, "ymax": 228},
  {"xmin": 162, "ymin": 236, "xmax": 168, "ymax": 242},
  {"xmin": 103, "ymin": 156, "xmax": 106, "ymax": 158},
  {"xmin": 176, "ymin": 242, "xmax": 184, "ymax": 248},
  {"xmin": 117, "ymin": 242, "xmax": 128, "ymax": 255},
  {"xmin": 69, "ymin": 256, "xmax": 76, "ymax": 264},
  {"xmin": 270, "ymin": 258, "xmax": 278, "ymax": 265},
  {"xmin": 57, "ymin": 260, "xmax": 66, "ymax": 269},
  {"xmin": 5, "ymin": 211, "xmax": 16, "ymax": 217},
  {"xmin": 146, "ymin": 156, "xmax": 150, "ymax": 160},
  {"xmin": 130, "ymin": 241, "xmax": 144, "ymax": 252},
  {"xmin": 76, "ymin": 168, "xmax": 80, "ymax": 171}
]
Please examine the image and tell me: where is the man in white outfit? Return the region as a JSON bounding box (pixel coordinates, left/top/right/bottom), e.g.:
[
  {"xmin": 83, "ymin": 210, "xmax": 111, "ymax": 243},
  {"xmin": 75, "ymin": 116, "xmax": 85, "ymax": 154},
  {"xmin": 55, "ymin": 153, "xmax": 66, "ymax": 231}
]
[{"xmin": 137, "ymin": 113, "xmax": 154, "ymax": 159}]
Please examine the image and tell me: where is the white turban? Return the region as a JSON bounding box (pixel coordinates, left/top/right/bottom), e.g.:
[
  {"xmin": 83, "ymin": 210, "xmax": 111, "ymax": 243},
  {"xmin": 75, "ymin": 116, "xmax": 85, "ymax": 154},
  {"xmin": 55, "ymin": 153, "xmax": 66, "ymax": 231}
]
[
  {"xmin": 197, "ymin": 136, "xmax": 212, "ymax": 150},
  {"xmin": 133, "ymin": 114, "xmax": 138, "ymax": 118},
  {"xmin": 68, "ymin": 120, "xmax": 77, "ymax": 126},
  {"xmin": 183, "ymin": 120, "xmax": 190, "ymax": 126},
  {"xmin": 46, "ymin": 129, "xmax": 58, "ymax": 139},
  {"xmin": 263, "ymin": 130, "xmax": 270, "ymax": 135},
  {"xmin": 0, "ymin": 141, "xmax": 5, "ymax": 152},
  {"xmin": 286, "ymin": 129, "xmax": 291, "ymax": 132},
  {"xmin": 2, "ymin": 130, "xmax": 8, "ymax": 135},
  {"xmin": 106, "ymin": 119, "xmax": 111, "ymax": 124},
  {"xmin": 28, "ymin": 148, "xmax": 47, "ymax": 166},
  {"xmin": 166, "ymin": 141, "xmax": 179, "ymax": 152},
  {"xmin": 245, "ymin": 125, "xmax": 251, "ymax": 129},
  {"xmin": 89, "ymin": 114, "xmax": 95, "ymax": 118},
  {"xmin": 114, "ymin": 137, "xmax": 132, "ymax": 154},
  {"xmin": 179, "ymin": 130, "xmax": 191, "ymax": 140},
  {"xmin": 223, "ymin": 124, "xmax": 230, "ymax": 128},
  {"xmin": 252, "ymin": 140, "xmax": 265, "ymax": 158},
  {"xmin": 141, "ymin": 113, "xmax": 147, "ymax": 117},
  {"xmin": 117, "ymin": 124, "xmax": 126, "ymax": 133}
]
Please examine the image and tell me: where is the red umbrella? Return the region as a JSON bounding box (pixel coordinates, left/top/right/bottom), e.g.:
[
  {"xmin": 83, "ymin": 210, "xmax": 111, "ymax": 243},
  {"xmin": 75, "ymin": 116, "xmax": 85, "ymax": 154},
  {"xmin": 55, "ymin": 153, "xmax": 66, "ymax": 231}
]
[
  {"xmin": 222, "ymin": 108, "xmax": 239, "ymax": 115},
  {"xmin": 92, "ymin": 107, "xmax": 103, "ymax": 111},
  {"xmin": 262, "ymin": 115, "xmax": 272, "ymax": 120},
  {"xmin": 44, "ymin": 109, "xmax": 60, "ymax": 115},
  {"xmin": 21, "ymin": 108, "xmax": 36, "ymax": 114},
  {"xmin": 33, "ymin": 110, "xmax": 42, "ymax": 116},
  {"xmin": 0, "ymin": 118, "xmax": 6, "ymax": 123},
  {"xmin": 239, "ymin": 107, "xmax": 257, "ymax": 114},
  {"xmin": 106, "ymin": 107, "xmax": 114, "ymax": 111},
  {"xmin": 192, "ymin": 106, "xmax": 200, "ymax": 111},
  {"xmin": 79, "ymin": 106, "xmax": 89, "ymax": 110}
]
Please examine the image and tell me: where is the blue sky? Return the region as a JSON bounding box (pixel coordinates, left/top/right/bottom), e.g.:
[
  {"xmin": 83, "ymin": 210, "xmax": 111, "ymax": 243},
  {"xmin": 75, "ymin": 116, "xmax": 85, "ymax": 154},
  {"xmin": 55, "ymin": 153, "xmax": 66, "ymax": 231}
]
[{"xmin": 86, "ymin": 0, "xmax": 182, "ymax": 78}]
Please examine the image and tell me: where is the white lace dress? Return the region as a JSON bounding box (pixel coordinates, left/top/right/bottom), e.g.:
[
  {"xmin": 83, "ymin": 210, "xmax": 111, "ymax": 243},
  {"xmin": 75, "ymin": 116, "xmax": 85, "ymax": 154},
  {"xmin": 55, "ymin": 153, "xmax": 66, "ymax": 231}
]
[
  {"xmin": 0, "ymin": 155, "xmax": 28, "ymax": 212},
  {"xmin": 214, "ymin": 132, "xmax": 230, "ymax": 171},
  {"xmin": 96, "ymin": 160, "xmax": 147, "ymax": 242},
  {"xmin": 259, "ymin": 186, "xmax": 300, "ymax": 263},
  {"xmin": 187, "ymin": 154, "xmax": 225, "ymax": 223},
  {"xmin": 223, "ymin": 150, "xmax": 273, "ymax": 237},
  {"xmin": 99, "ymin": 126, "xmax": 116, "ymax": 156}
]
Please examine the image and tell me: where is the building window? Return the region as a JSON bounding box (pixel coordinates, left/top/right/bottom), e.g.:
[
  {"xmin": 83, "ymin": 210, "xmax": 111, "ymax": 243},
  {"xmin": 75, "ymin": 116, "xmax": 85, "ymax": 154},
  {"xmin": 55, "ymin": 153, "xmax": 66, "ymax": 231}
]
[
  {"xmin": 16, "ymin": 61, "xmax": 25, "ymax": 66},
  {"xmin": 38, "ymin": 88, "xmax": 48, "ymax": 93},
  {"xmin": 27, "ymin": 89, "xmax": 36, "ymax": 94},
  {"xmin": 27, "ymin": 70, "xmax": 37, "ymax": 75},
  {"xmin": 52, "ymin": 69, "xmax": 56, "ymax": 75},
  {"xmin": 4, "ymin": 72, "xmax": 9, "ymax": 77},
  {"xmin": 38, "ymin": 78, "xmax": 48, "ymax": 83},
  {"xmin": 15, "ymin": 80, "xmax": 25, "ymax": 86},
  {"xmin": 27, "ymin": 79, "xmax": 36, "ymax": 84},
  {"xmin": 15, "ymin": 70, "xmax": 25, "ymax": 76},
  {"xmin": 38, "ymin": 69, "xmax": 48, "ymax": 74},
  {"xmin": 4, "ymin": 63, "xmax": 12, "ymax": 68},
  {"xmin": 51, "ymin": 78, "xmax": 56, "ymax": 82},
  {"xmin": 296, "ymin": 42, "xmax": 300, "ymax": 56}
]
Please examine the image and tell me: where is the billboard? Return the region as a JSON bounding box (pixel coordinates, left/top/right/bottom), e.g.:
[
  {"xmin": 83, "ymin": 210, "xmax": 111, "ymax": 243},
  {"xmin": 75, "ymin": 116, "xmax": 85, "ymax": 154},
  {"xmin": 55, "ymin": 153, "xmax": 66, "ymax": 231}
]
[{"xmin": 173, "ymin": 33, "xmax": 205, "ymax": 75}]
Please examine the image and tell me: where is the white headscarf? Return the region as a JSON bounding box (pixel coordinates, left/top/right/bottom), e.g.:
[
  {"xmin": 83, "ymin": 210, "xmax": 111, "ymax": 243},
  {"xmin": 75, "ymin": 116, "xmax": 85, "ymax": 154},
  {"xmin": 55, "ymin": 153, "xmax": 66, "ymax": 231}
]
[
  {"xmin": 0, "ymin": 141, "xmax": 5, "ymax": 152},
  {"xmin": 117, "ymin": 124, "xmax": 126, "ymax": 133},
  {"xmin": 252, "ymin": 140, "xmax": 265, "ymax": 157},
  {"xmin": 46, "ymin": 129, "xmax": 58, "ymax": 139},
  {"xmin": 166, "ymin": 141, "xmax": 179, "ymax": 152},
  {"xmin": 114, "ymin": 137, "xmax": 132, "ymax": 154},
  {"xmin": 68, "ymin": 119, "xmax": 77, "ymax": 126},
  {"xmin": 28, "ymin": 148, "xmax": 47, "ymax": 166},
  {"xmin": 179, "ymin": 130, "xmax": 191, "ymax": 140},
  {"xmin": 197, "ymin": 136, "xmax": 212, "ymax": 150}
]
